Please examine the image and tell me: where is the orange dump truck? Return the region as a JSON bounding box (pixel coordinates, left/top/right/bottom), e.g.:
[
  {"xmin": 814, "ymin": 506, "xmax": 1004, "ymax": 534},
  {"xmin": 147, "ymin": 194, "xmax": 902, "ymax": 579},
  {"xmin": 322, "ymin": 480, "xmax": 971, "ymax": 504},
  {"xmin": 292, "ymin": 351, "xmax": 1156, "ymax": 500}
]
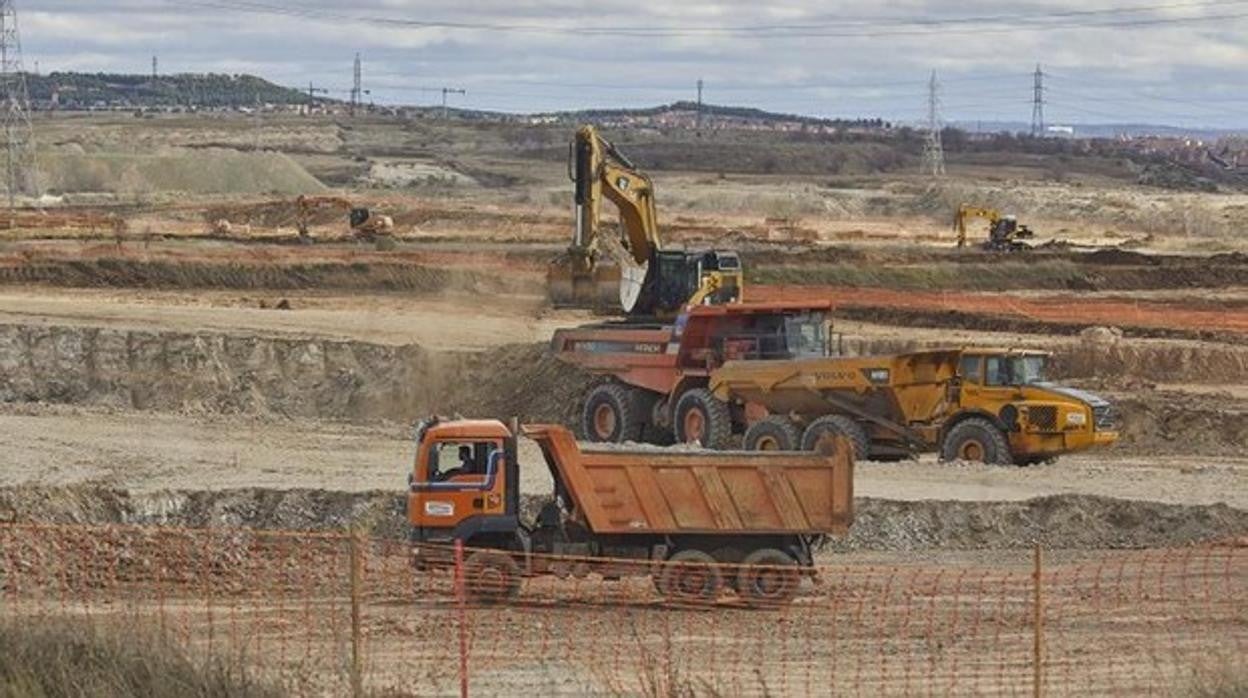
[{"xmin": 407, "ymin": 417, "xmax": 853, "ymax": 605}]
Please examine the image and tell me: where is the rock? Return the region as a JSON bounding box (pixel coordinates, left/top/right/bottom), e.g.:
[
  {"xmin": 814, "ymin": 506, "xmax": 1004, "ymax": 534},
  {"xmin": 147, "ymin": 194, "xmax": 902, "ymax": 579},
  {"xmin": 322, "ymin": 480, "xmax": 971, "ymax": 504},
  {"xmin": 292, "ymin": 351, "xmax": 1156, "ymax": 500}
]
[{"xmin": 1080, "ymin": 326, "xmax": 1124, "ymax": 344}]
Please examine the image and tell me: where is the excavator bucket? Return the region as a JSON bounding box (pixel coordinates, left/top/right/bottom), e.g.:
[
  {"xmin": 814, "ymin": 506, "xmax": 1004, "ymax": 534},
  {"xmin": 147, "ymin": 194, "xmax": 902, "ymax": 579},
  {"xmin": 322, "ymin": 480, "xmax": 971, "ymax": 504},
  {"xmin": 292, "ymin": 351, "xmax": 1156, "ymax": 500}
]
[{"xmin": 546, "ymin": 253, "xmax": 622, "ymax": 311}]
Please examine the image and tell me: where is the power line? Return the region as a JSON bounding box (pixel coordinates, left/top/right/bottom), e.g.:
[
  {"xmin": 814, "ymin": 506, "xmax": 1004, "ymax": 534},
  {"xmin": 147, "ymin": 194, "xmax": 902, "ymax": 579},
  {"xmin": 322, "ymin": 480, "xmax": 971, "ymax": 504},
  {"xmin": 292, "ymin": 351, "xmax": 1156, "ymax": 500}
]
[
  {"xmin": 1043, "ymin": 72, "xmax": 1248, "ymax": 121},
  {"xmin": 1046, "ymin": 71, "xmax": 1248, "ymax": 109},
  {"xmin": 170, "ymin": 0, "xmax": 1248, "ymax": 39},
  {"xmin": 468, "ymin": 72, "xmax": 1032, "ymax": 93}
]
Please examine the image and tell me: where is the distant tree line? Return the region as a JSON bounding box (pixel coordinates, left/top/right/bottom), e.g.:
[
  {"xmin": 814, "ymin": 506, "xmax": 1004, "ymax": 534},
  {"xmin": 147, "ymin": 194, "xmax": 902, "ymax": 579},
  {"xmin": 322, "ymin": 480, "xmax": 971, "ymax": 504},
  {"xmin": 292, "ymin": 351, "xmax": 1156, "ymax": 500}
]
[{"xmin": 26, "ymin": 72, "xmax": 312, "ymax": 109}]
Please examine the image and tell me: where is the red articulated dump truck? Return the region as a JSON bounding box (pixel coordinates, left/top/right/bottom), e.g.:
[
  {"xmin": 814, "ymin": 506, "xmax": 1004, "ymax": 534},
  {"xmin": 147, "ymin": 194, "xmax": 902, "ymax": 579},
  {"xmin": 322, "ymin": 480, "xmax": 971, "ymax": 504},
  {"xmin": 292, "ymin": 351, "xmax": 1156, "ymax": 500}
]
[
  {"xmin": 407, "ymin": 417, "xmax": 853, "ymax": 606},
  {"xmin": 551, "ymin": 301, "xmax": 835, "ymax": 447}
]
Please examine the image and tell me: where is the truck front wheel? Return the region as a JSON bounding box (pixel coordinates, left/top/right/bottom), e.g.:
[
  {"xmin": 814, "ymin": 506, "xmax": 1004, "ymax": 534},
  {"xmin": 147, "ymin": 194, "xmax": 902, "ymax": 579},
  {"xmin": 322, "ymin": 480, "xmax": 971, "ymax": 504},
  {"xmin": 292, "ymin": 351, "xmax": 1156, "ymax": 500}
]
[
  {"xmin": 940, "ymin": 418, "xmax": 1013, "ymax": 465},
  {"xmin": 581, "ymin": 383, "xmax": 646, "ymax": 443},
  {"xmin": 674, "ymin": 389, "xmax": 733, "ymax": 450},
  {"xmin": 744, "ymin": 416, "xmax": 801, "ymax": 451},
  {"xmin": 462, "ymin": 550, "xmax": 522, "ymax": 603}
]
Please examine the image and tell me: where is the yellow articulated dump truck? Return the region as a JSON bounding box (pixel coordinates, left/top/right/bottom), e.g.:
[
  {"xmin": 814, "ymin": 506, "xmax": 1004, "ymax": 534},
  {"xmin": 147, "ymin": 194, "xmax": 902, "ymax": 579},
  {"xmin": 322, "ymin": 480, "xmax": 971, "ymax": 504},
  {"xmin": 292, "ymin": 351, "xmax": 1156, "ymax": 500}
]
[{"xmin": 710, "ymin": 347, "xmax": 1118, "ymax": 465}]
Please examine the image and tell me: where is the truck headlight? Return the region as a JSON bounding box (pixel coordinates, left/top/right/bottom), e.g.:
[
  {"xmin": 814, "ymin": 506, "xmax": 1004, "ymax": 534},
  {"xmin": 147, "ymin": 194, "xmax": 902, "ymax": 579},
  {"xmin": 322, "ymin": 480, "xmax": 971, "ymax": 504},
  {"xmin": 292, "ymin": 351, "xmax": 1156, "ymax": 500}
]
[{"xmin": 1065, "ymin": 412, "xmax": 1087, "ymax": 427}]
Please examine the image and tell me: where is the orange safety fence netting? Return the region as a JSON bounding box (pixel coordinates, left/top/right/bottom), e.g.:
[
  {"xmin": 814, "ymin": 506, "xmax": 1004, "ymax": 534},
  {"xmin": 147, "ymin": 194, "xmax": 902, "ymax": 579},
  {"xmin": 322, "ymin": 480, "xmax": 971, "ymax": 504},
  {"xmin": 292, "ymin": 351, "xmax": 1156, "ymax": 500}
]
[{"xmin": 0, "ymin": 523, "xmax": 1244, "ymax": 696}]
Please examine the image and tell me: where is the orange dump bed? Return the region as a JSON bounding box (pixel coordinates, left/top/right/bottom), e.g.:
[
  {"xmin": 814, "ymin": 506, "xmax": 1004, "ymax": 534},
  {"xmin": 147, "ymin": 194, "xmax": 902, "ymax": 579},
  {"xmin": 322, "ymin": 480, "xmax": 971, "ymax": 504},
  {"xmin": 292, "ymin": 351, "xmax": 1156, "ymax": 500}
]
[{"xmin": 523, "ymin": 425, "xmax": 853, "ymax": 537}]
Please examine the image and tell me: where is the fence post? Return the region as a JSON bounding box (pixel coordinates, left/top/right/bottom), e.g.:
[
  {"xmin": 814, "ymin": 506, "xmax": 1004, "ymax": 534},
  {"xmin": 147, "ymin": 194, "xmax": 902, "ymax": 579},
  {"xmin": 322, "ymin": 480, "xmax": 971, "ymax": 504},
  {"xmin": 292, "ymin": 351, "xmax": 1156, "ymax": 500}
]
[
  {"xmin": 350, "ymin": 530, "xmax": 364, "ymax": 698},
  {"xmin": 1033, "ymin": 543, "xmax": 1044, "ymax": 698},
  {"xmin": 455, "ymin": 539, "xmax": 470, "ymax": 698}
]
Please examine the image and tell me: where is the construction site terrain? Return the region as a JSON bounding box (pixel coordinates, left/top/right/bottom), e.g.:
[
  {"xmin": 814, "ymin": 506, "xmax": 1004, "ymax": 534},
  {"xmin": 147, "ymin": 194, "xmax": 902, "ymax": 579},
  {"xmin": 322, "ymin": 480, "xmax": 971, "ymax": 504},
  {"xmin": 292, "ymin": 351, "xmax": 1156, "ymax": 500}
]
[{"xmin": 0, "ymin": 112, "xmax": 1245, "ymax": 693}]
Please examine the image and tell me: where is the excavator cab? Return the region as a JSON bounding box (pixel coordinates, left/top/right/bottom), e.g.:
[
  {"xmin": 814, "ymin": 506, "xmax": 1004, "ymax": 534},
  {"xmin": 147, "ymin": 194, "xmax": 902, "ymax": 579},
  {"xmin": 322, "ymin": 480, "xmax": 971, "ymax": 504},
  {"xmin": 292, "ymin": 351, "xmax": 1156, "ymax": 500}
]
[
  {"xmin": 638, "ymin": 249, "xmax": 742, "ymax": 316},
  {"xmin": 548, "ymin": 125, "xmax": 744, "ymax": 318}
]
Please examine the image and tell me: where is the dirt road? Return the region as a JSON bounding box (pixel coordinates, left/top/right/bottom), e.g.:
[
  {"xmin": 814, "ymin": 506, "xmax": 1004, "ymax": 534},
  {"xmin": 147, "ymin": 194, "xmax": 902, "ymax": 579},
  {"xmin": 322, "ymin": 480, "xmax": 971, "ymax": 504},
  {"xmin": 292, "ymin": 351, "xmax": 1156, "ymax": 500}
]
[
  {"xmin": 753, "ymin": 285, "xmax": 1248, "ymax": 336},
  {"xmin": 4, "ymin": 404, "xmax": 1243, "ymax": 508},
  {"xmin": 0, "ymin": 288, "xmax": 587, "ymax": 350}
]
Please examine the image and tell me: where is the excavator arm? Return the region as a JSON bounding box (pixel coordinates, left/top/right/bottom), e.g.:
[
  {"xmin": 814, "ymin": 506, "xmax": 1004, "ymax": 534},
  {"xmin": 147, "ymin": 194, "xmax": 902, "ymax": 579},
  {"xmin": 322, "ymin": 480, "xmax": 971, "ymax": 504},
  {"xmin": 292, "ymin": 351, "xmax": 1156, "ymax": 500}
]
[
  {"xmin": 572, "ymin": 126, "xmax": 659, "ymax": 265},
  {"xmin": 953, "ymin": 204, "xmax": 1000, "ymax": 248}
]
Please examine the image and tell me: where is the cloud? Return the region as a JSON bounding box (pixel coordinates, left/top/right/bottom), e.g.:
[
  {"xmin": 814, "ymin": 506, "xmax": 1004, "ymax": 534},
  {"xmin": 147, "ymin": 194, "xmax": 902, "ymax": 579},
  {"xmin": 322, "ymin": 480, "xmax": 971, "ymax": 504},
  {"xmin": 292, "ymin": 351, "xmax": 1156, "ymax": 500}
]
[{"xmin": 16, "ymin": 0, "xmax": 1248, "ymax": 128}]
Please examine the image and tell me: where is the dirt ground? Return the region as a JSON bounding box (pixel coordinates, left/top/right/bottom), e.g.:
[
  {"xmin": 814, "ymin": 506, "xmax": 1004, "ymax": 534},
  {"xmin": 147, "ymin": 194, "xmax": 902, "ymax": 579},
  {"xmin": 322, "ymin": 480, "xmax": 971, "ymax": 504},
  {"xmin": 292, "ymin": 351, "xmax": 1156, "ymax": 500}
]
[
  {"xmin": 2, "ymin": 112, "xmax": 1247, "ymax": 697},
  {"xmin": 1, "ymin": 403, "xmax": 1242, "ymax": 511},
  {"xmin": 0, "ymin": 287, "xmax": 575, "ymax": 349}
]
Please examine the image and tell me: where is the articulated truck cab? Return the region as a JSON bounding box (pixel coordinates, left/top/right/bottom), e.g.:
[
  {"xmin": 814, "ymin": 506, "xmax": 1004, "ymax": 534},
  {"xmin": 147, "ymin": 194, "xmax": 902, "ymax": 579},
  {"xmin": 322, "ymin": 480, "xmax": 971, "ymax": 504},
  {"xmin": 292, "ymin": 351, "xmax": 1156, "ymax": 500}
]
[{"xmin": 408, "ymin": 417, "xmax": 854, "ymax": 606}]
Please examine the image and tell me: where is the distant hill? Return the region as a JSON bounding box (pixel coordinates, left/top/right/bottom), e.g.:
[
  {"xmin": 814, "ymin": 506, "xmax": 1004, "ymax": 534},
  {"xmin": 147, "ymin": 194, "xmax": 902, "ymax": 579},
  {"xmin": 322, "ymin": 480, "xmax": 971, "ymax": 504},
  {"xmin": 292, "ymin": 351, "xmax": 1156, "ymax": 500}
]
[
  {"xmin": 27, "ymin": 72, "xmax": 312, "ymax": 109},
  {"xmin": 531, "ymin": 101, "xmax": 890, "ymax": 132}
]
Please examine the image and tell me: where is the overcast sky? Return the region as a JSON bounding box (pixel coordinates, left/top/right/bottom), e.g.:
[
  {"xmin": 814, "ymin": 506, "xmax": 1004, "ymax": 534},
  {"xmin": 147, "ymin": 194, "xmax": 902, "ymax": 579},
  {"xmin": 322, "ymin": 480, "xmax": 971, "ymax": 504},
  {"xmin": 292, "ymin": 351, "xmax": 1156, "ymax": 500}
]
[{"xmin": 19, "ymin": 1, "xmax": 1248, "ymax": 129}]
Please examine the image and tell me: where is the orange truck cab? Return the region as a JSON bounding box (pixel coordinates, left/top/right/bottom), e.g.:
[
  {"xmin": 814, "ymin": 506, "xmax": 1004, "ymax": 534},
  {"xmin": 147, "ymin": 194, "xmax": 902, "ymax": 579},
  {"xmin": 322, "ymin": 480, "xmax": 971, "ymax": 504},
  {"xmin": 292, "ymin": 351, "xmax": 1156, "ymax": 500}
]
[
  {"xmin": 408, "ymin": 419, "xmax": 521, "ymax": 546},
  {"xmin": 407, "ymin": 416, "xmax": 854, "ymax": 605}
]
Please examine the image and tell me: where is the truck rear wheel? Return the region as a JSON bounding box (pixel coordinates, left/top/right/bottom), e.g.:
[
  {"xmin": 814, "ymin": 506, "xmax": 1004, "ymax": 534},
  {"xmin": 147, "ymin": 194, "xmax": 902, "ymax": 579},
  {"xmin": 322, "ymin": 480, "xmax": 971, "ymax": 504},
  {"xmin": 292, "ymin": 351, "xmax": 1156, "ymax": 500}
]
[
  {"xmin": 674, "ymin": 388, "xmax": 733, "ymax": 450},
  {"xmin": 940, "ymin": 417, "xmax": 1013, "ymax": 465},
  {"xmin": 743, "ymin": 416, "xmax": 801, "ymax": 451},
  {"xmin": 659, "ymin": 550, "xmax": 723, "ymax": 605},
  {"xmin": 801, "ymin": 415, "xmax": 870, "ymax": 461},
  {"xmin": 462, "ymin": 550, "xmax": 522, "ymax": 603},
  {"xmin": 737, "ymin": 548, "xmax": 800, "ymax": 607},
  {"xmin": 581, "ymin": 383, "xmax": 646, "ymax": 443}
]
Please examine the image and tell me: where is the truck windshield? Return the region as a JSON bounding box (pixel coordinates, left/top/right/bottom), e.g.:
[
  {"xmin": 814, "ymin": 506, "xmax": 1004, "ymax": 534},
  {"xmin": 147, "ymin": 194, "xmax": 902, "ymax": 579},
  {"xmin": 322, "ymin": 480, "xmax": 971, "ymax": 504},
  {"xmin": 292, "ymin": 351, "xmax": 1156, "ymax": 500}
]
[
  {"xmin": 784, "ymin": 314, "xmax": 829, "ymax": 358},
  {"xmin": 985, "ymin": 355, "xmax": 1048, "ymax": 386}
]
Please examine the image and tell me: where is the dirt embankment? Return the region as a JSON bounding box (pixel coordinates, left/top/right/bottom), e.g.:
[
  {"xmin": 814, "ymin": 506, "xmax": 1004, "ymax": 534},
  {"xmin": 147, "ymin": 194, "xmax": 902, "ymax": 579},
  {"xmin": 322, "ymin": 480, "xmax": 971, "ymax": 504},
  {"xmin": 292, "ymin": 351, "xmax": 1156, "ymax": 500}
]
[
  {"xmin": 749, "ymin": 255, "xmax": 1248, "ymax": 293},
  {"xmin": 0, "ymin": 259, "xmax": 538, "ymax": 296},
  {"xmin": 758, "ymin": 285, "xmax": 1248, "ymax": 342},
  {"xmin": 840, "ymin": 332, "xmax": 1248, "ymax": 386},
  {"xmin": 834, "ymin": 305, "xmax": 1240, "ymax": 343},
  {"xmin": 1114, "ymin": 393, "xmax": 1248, "ymax": 458},
  {"xmin": 1, "ymin": 485, "xmax": 1242, "ymax": 552},
  {"xmin": 2, "ymin": 322, "xmax": 1242, "ymax": 455},
  {"xmin": 0, "ymin": 324, "xmax": 592, "ymax": 425}
]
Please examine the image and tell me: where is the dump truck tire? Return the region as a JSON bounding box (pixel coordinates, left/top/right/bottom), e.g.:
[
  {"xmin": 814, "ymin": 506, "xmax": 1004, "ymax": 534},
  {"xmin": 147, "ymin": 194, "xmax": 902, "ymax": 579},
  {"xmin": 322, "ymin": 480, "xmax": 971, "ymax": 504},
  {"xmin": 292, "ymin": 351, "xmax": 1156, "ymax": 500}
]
[
  {"xmin": 744, "ymin": 416, "xmax": 801, "ymax": 451},
  {"xmin": 737, "ymin": 548, "xmax": 800, "ymax": 607},
  {"xmin": 463, "ymin": 550, "xmax": 522, "ymax": 603},
  {"xmin": 659, "ymin": 550, "xmax": 723, "ymax": 605},
  {"xmin": 581, "ymin": 383, "xmax": 645, "ymax": 443},
  {"xmin": 674, "ymin": 388, "xmax": 733, "ymax": 450},
  {"xmin": 940, "ymin": 417, "xmax": 1013, "ymax": 465},
  {"xmin": 801, "ymin": 415, "xmax": 870, "ymax": 461}
]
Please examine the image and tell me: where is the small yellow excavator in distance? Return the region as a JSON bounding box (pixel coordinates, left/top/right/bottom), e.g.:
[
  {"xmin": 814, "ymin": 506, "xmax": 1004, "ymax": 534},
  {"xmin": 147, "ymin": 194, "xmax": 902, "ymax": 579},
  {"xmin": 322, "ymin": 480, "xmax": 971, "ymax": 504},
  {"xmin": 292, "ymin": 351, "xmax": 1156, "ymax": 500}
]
[
  {"xmin": 295, "ymin": 195, "xmax": 394, "ymax": 242},
  {"xmin": 547, "ymin": 125, "xmax": 743, "ymax": 317},
  {"xmin": 953, "ymin": 203, "xmax": 1035, "ymax": 252}
]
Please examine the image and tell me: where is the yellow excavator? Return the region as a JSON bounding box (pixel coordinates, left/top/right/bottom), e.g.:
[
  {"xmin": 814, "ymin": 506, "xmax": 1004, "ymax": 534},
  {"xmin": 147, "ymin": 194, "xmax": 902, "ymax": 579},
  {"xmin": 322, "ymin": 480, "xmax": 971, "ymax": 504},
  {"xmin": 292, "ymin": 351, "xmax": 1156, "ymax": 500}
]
[
  {"xmin": 953, "ymin": 204, "xmax": 1035, "ymax": 252},
  {"xmin": 294, "ymin": 195, "xmax": 394, "ymax": 242},
  {"xmin": 547, "ymin": 125, "xmax": 743, "ymax": 317}
]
